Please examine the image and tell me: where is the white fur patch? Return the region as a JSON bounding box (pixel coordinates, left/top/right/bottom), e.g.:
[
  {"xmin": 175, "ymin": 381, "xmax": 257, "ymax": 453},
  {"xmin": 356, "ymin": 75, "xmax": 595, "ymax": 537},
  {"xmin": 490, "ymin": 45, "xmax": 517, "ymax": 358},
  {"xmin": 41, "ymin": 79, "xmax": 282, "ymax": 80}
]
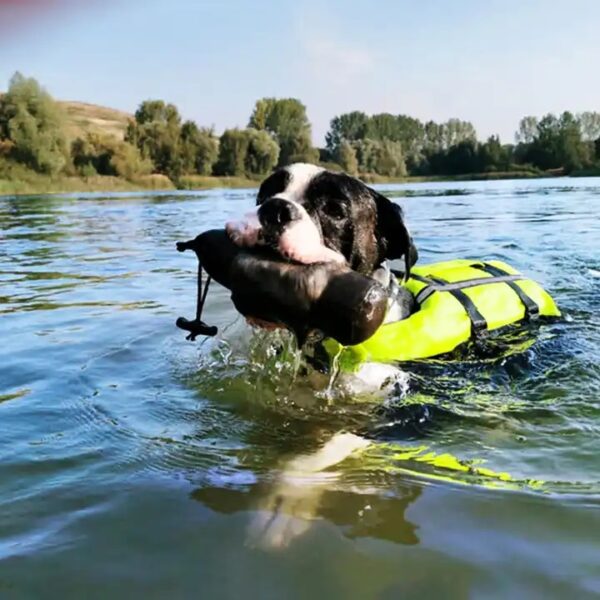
[
  {"xmin": 278, "ymin": 199, "xmax": 345, "ymax": 264},
  {"xmin": 228, "ymin": 163, "xmax": 344, "ymax": 265},
  {"xmin": 340, "ymin": 362, "xmax": 409, "ymax": 396},
  {"xmin": 274, "ymin": 163, "xmax": 324, "ymax": 203}
]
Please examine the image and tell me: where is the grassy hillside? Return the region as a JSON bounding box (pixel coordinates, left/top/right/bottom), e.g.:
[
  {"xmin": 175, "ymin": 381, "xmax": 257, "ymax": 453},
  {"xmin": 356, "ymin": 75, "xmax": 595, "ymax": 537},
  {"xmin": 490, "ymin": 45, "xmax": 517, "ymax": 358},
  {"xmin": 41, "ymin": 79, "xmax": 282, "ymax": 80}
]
[
  {"xmin": 0, "ymin": 92, "xmax": 133, "ymax": 140},
  {"xmin": 59, "ymin": 100, "xmax": 132, "ymax": 141},
  {"xmin": 0, "ymin": 97, "xmax": 160, "ymax": 195}
]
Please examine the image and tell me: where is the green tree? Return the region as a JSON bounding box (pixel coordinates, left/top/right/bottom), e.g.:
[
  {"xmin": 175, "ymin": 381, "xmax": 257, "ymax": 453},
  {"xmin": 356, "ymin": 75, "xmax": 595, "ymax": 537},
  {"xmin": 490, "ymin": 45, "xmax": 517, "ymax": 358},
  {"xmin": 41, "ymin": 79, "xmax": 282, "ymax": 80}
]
[
  {"xmin": 556, "ymin": 111, "xmax": 589, "ymax": 171},
  {"xmin": 286, "ymin": 137, "xmax": 319, "ymax": 164},
  {"xmin": 214, "ymin": 128, "xmax": 279, "ymax": 177},
  {"xmin": 577, "ymin": 111, "xmax": 600, "ymax": 142},
  {"xmin": 109, "ymin": 141, "xmax": 153, "ymax": 179},
  {"xmin": 326, "ymin": 112, "xmax": 425, "ymax": 170},
  {"xmin": 214, "ymin": 128, "xmax": 250, "ymax": 176},
  {"xmin": 244, "ymin": 128, "xmax": 279, "ymax": 176},
  {"xmin": 515, "ymin": 116, "xmax": 539, "ymax": 145},
  {"xmin": 71, "ymin": 132, "xmax": 152, "ymax": 179},
  {"xmin": 325, "ymin": 111, "xmax": 369, "ymax": 155},
  {"xmin": 337, "ymin": 140, "xmax": 358, "ymax": 175},
  {"xmin": 396, "ymin": 115, "xmax": 425, "ymax": 168},
  {"xmin": 179, "ymin": 121, "xmax": 219, "ymax": 175},
  {"xmin": 527, "ymin": 113, "xmax": 561, "ymax": 169},
  {"xmin": 442, "ymin": 119, "xmax": 477, "ymax": 148},
  {"xmin": 423, "ymin": 120, "xmax": 445, "ymax": 152},
  {"xmin": 375, "ymin": 140, "xmax": 406, "ymax": 177},
  {"xmin": 352, "ymin": 139, "xmax": 382, "ymax": 173},
  {"xmin": 445, "ymin": 140, "xmax": 483, "ymax": 174},
  {"xmin": 71, "ymin": 136, "xmax": 97, "ymax": 171},
  {"xmin": 364, "ymin": 113, "xmax": 398, "ymax": 141},
  {"xmin": 248, "ymin": 97, "xmax": 317, "ymax": 166},
  {"xmin": 133, "ymin": 100, "xmax": 181, "ymax": 127},
  {"xmin": 366, "ymin": 114, "xmax": 425, "ymax": 167},
  {"xmin": 125, "ymin": 99, "xmax": 182, "ymax": 178},
  {"xmin": 418, "ymin": 119, "xmax": 478, "ymax": 174},
  {"xmin": 0, "ymin": 72, "xmax": 68, "ymax": 174},
  {"xmin": 480, "ymin": 135, "xmax": 511, "ymax": 171},
  {"xmin": 517, "ymin": 112, "xmax": 590, "ymax": 172}
]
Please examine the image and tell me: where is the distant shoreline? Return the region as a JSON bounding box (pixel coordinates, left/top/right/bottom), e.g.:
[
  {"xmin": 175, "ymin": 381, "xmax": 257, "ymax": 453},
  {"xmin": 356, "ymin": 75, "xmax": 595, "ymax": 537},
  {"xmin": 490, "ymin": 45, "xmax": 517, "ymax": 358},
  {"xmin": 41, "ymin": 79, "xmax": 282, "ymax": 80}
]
[
  {"xmin": 1, "ymin": 169, "xmax": 598, "ymax": 197},
  {"xmin": 3, "ymin": 75, "xmax": 599, "ymax": 199}
]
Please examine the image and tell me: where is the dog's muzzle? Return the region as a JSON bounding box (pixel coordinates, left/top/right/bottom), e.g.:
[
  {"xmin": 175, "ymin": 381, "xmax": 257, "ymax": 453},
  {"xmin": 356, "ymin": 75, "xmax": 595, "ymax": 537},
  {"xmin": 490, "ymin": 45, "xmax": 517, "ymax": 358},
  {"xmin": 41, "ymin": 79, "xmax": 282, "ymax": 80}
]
[{"xmin": 258, "ymin": 197, "xmax": 301, "ymax": 235}]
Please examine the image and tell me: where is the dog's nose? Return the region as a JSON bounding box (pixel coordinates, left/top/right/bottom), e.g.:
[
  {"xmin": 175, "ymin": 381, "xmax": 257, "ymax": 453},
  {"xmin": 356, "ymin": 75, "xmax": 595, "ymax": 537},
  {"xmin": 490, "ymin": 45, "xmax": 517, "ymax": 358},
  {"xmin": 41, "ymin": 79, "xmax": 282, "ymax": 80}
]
[{"xmin": 258, "ymin": 197, "xmax": 299, "ymax": 229}]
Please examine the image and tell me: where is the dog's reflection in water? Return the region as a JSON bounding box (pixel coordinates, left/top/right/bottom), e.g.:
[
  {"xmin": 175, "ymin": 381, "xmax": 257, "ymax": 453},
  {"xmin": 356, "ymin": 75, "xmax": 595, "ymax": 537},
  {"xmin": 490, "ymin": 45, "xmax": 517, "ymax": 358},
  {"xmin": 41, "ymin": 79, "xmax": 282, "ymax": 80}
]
[
  {"xmin": 192, "ymin": 427, "xmax": 422, "ymax": 549},
  {"xmin": 191, "ymin": 361, "xmax": 424, "ymax": 550},
  {"xmin": 246, "ymin": 432, "xmax": 371, "ymax": 549}
]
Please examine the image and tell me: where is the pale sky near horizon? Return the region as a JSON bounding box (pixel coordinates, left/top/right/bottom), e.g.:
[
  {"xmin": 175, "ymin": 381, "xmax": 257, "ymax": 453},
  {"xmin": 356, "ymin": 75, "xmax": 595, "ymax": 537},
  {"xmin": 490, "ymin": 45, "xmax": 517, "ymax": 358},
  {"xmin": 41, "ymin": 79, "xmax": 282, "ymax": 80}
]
[{"xmin": 1, "ymin": 0, "xmax": 599, "ymax": 145}]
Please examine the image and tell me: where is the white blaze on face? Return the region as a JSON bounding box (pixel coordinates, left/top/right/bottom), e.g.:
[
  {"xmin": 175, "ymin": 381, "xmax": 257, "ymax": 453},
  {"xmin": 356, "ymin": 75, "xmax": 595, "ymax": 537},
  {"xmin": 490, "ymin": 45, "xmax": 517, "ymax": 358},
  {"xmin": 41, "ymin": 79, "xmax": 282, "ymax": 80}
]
[
  {"xmin": 278, "ymin": 203, "xmax": 346, "ymax": 264},
  {"xmin": 226, "ymin": 163, "xmax": 345, "ymax": 265},
  {"xmin": 277, "ymin": 163, "xmax": 324, "ymax": 203}
]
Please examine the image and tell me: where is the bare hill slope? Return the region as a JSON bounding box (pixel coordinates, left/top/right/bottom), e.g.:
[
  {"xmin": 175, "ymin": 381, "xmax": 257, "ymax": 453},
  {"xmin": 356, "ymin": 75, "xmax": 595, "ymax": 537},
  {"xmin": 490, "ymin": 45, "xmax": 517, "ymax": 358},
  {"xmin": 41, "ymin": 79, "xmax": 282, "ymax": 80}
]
[{"xmin": 59, "ymin": 100, "xmax": 132, "ymax": 140}]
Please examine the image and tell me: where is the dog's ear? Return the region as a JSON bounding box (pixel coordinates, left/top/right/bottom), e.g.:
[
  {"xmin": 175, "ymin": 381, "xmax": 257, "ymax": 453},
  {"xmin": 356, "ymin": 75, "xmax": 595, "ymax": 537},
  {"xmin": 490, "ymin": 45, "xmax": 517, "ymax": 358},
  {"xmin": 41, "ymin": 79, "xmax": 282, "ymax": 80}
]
[{"xmin": 372, "ymin": 191, "xmax": 418, "ymax": 279}]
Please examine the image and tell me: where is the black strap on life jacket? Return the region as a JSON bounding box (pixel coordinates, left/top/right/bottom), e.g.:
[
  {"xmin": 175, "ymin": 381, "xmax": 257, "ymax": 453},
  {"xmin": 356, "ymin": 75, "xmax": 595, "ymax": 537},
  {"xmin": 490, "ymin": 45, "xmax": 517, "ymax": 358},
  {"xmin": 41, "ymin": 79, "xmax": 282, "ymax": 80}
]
[
  {"xmin": 395, "ymin": 261, "xmax": 541, "ymax": 336},
  {"xmin": 470, "ymin": 262, "xmax": 540, "ymax": 321},
  {"xmin": 411, "ymin": 272, "xmax": 524, "ymax": 305},
  {"xmin": 405, "ymin": 272, "xmax": 488, "ymax": 335},
  {"xmin": 427, "ymin": 275, "xmax": 488, "ymax": 335}
]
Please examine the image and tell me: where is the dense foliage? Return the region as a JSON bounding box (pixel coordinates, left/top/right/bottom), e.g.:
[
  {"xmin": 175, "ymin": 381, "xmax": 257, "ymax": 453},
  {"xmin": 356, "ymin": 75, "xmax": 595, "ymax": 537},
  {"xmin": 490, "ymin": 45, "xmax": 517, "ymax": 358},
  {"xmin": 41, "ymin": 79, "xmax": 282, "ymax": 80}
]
[
  {"xmin": 0, "ymin": 72, "xmax": 68, "ymax": 175},
  {"xmin": 1, "ymin": 72, "xmax": 599, "ymax": 187},
  {"xmin": 213, "ymin": 127, "xmax": 279, "ymax": 177},
  {"xmin": 179, "ymin": 121, "xmax": 219, "ymax": 176},
  {"xmin": 248, "ymin": 98, "xmax": 318, "ymax": 166},
  {"xmin": 71, "ymin": 133, "xmax": 152, "ymax": 179},
  {"xmin": 513, "ymin": 112, "xmax": 592, "ymax": 172}
]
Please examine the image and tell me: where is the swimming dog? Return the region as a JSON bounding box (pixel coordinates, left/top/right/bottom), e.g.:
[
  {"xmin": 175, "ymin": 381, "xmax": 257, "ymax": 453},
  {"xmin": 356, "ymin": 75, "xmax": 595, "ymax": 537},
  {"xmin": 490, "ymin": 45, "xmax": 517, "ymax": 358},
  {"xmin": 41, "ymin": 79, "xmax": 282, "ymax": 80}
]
[{"xmin": 224, "ymin": 164, "xmax": 418, "ymax": 549}]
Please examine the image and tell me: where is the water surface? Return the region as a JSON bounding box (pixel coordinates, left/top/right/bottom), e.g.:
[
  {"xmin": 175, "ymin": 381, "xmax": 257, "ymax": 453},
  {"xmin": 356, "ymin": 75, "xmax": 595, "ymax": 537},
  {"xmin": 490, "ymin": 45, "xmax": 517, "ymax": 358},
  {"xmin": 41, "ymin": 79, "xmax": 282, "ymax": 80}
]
[{"xmin": 0, "ymin": 178, "xmax": 599, "ymax": 598}]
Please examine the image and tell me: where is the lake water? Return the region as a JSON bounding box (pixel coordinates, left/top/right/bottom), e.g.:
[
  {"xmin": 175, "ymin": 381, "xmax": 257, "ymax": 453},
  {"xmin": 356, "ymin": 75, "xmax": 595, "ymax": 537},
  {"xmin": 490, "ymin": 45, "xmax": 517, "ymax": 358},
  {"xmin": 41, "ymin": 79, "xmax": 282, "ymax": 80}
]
[{"xmin": 1, "ymin": 178, "xmax": 599, "ymax": 599}]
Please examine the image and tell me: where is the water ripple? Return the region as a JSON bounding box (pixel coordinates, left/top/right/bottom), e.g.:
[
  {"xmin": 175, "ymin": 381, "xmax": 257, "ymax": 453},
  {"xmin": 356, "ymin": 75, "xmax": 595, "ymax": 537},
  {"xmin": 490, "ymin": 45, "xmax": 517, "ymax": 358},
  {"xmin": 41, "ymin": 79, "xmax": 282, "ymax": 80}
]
[{"xmin": 0, "ymin": 179, "xmax": 599, "ymax": 583}]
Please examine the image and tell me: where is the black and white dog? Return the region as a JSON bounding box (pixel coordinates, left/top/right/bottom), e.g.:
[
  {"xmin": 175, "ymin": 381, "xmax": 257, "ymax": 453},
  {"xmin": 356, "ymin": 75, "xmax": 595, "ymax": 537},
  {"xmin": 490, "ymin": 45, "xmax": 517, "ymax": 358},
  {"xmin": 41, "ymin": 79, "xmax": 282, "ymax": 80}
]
[
  {"xmin": 226, "ymin": 164, "xmax": 419, "ymax": 549},
  {"xmin": 227, "ymin": 163, "xmax": 418, "ymax": 331},
  {"xmin": 228, "ymin": 162, "xmax": 417, "ymax": 282}
]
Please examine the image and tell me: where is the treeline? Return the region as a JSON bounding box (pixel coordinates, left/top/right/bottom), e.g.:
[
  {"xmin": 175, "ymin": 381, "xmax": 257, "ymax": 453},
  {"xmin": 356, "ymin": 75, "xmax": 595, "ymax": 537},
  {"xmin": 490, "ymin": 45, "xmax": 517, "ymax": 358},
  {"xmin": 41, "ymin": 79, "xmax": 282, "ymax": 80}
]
[
  {"xmin": 0, "ymin": 73, "xmax": 319, "ymax": 185},
  {"xmin": 0, "ymin": 73, "xmax": 154, "ymax": 182},
  {"xmin": 325, "ymin": 110, "xmax": 600, "ymax": 177},
  {"xmin": 1, "ymin": 71, "xmax": 600, "ymax": 188}
]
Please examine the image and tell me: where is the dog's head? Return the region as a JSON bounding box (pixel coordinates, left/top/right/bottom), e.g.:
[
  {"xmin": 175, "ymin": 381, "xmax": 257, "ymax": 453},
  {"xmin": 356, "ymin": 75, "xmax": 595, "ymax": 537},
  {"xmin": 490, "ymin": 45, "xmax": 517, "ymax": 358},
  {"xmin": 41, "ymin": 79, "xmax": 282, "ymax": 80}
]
[{"xmin": 227, "ymin": 163, "xmax": 418, "ymax": 277}]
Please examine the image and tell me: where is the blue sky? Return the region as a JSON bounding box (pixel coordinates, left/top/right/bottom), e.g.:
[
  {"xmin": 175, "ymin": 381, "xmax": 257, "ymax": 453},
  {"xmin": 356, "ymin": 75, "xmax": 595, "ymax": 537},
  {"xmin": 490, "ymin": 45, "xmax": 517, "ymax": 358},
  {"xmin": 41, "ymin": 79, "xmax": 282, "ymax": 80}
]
[{"xmin": 1, "ymin": 0, "xmax": 599, "ymax": 144}]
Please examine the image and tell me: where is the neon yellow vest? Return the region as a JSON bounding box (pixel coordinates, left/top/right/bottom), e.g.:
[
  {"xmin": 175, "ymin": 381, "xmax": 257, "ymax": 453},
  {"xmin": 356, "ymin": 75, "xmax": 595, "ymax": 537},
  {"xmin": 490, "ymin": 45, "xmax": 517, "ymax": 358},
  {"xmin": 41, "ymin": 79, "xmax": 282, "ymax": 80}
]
[{"xmin": 323, "ymin": 259, "xmax": 560, "ymax": 368}]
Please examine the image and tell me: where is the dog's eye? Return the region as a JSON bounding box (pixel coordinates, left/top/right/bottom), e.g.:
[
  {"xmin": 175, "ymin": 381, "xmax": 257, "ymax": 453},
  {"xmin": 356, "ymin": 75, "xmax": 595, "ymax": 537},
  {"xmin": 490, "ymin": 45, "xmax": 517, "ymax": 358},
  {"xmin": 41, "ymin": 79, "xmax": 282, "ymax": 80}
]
[{"xmin": 322, "ymin": 199, "xmax": 346, "ymax": 220}]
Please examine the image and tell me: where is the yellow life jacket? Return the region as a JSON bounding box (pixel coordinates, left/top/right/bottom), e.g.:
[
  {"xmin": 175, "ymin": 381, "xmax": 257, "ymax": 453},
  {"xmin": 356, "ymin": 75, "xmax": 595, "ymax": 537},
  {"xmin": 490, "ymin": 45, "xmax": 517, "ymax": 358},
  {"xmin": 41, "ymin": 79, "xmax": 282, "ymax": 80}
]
[{"xmin": 322, "ymin": 259, "xmax": 560, "ymax": 369}]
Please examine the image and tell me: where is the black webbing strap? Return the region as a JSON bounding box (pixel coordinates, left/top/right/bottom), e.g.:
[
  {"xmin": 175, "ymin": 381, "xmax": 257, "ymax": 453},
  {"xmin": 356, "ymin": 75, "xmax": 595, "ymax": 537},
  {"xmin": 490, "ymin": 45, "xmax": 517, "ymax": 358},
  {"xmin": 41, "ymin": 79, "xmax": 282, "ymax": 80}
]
[
  {"xmin": 394, "ymin": 261, "xmax": 540, "ymax": 336},
  {"xmin": 470, "ymin": 262, "xmax": 540, "ymax": 320},
  {"xmin": 412, "ymin": 272, "xmax": 525, "ymax": 305},
  {"xmin": 426, "ymin": 275, "xmax": 488, "ymax": 335},
  {"xmin": 399, "ymin": 271, "xmax": 489, "ymax": 334},
  {"xmin": 409, "ymin": 273, "xmax": 438, "ymax": 304}
]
